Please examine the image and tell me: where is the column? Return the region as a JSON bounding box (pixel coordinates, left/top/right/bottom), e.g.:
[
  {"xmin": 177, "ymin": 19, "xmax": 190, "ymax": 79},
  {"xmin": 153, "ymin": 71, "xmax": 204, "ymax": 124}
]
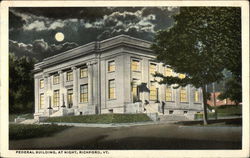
[
  {"xmin": 34, "ymin": 77, "xmax": 39, "ymax": 113},
  {"xmin": 59, "ymin": 70, "xmax": 65, "ymax": 108},
  {"xmin": 43, "ymin": 74, "xmax": 49, "ymax": 109},
  {"xmin": 72, "ymin": 67, "xmax": 78, "ymax": 108},
  {"xmin": 87, "ymin": 62, "xmax": 93, "ymax": 105}
]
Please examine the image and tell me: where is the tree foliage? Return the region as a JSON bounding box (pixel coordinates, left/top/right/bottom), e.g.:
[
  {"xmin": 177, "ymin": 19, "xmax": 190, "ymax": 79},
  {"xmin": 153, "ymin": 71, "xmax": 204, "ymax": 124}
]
[
  {"xmin": 151, "ymin": 7, "xmax": 241, "ymax": 124},
  {"xmin": 9, "ymin": 53, "xmax": 37, "ymax": 114},
  {"xmin": 218, "ymin": 76, "xmax": 242, "ymax": 105}
]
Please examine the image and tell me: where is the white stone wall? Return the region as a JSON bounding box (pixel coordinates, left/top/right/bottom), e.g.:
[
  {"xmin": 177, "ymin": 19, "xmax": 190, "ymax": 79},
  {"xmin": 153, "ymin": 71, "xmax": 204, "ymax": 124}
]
[{"xmin": 34, "ymin": 35, "xmax": 203, "ymax": 118}]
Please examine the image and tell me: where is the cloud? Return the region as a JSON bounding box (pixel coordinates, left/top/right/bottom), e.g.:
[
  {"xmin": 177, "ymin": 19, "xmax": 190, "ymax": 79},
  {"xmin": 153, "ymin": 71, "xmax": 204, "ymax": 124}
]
[
  {"xmin": 9, "ymin": 7, "xmax": 178, "ymax": 50},
  {"xmin": 9, "ymin": 39, "xmax": 79, "ymax": 61},
  {"xmin": 23, "ymin": 20, "xmax": 47, "ymax": 31}
]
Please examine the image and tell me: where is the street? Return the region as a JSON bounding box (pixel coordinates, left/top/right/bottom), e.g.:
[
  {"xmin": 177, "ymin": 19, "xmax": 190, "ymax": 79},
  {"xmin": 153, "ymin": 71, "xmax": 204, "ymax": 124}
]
[{"xmin": 9, "ymin": 123, "xmax": 242, "ymax": 150}]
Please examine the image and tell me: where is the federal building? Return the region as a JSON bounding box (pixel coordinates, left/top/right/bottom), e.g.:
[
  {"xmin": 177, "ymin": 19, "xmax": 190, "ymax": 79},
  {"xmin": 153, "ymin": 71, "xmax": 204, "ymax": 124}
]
[{"xmin": 33, "ymin": 35, "xmax": 203, "ymax": 120}]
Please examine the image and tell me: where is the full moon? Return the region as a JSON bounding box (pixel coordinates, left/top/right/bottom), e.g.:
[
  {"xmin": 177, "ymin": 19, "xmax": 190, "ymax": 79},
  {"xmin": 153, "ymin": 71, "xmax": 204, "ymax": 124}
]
[{"xmin": 55, "ymin": 32, "xmax": 64, "ymax": 42}]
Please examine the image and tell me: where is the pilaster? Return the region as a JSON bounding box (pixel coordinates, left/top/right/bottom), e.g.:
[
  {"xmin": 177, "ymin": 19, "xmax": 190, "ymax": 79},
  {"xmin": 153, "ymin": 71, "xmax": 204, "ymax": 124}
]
[
  {"xmin": 87, "ymin": 62, "xmax": 93, "ymax": 105},
  {"xmin": 72, "ymin": 67, "xmax": 78, "ymax": 108},
  {"xmin": 43, "ymin": 74, "xmax": 49, "ymax": 109},
  {"xmin": 34, "ymin": 77, "xmax": 39, "ymax": 113}
]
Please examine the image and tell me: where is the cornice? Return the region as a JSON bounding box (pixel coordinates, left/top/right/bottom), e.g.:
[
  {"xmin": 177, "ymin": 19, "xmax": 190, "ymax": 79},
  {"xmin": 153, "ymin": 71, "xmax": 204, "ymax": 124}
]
[{"xmin": 34, "ymin": 35, "xmax": 153, "ymax": 72}]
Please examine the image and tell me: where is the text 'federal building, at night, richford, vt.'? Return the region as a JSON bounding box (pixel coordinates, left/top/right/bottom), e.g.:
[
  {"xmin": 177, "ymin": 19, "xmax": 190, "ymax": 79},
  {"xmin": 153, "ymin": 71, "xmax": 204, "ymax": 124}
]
[{"xmin": 33, "ymin": 35, "xmax": 203, "ymax": 120}]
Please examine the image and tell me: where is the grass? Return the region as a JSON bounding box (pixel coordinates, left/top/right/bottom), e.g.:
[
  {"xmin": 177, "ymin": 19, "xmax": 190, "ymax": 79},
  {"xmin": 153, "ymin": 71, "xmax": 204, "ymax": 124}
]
[
  {"xmin": 45, "ymin": 114, "xmax": 152, "ymax": 124},
  {"xmin": 195, "ymin": 105, "xmax": 242, "ymax": 120},
  {"xmin": 9, "ymin": 113, "xmax": 34, "ymax": 122},
  {"xmin": 9, "ymin": 124, "xmax": 71, "ymax": 140}
]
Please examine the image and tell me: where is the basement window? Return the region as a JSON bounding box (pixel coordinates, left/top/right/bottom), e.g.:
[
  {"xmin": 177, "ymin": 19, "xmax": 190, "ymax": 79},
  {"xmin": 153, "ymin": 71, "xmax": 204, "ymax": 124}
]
[
  {"xmin": 109, "ymin": 109, "xmax": 113, "ymax": 113},
  {"xmin": 169, "ymin": 110, "xmax": 173, "ymax": 114}
]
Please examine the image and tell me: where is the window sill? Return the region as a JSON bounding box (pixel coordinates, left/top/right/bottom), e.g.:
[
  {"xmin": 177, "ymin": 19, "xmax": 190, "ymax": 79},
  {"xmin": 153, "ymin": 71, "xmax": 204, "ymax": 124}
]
[
  {"xmin": 165, "ymin": 101, "xmax": 175, "ymax": 103},
  {"xmin": 180, "ymin": 102, "xmax": 189, "ymax": 103},
  {"xmin": 108, "ymin": 71, "xmax": 115, "ymax": 73},
  {"xmin": 194, "ymin": 102, "xmax": 202, "ymax": 104},
  {"xmin": 132, "ymin": 70, "xmax": 141, "ymax": 73},
  {"xmin": 80, "ymin": 77, "xmax": 88, "ymax": 79},
  {"xmin": 108, "ymin": 98, "xmax": 116, "ymax": 101}
]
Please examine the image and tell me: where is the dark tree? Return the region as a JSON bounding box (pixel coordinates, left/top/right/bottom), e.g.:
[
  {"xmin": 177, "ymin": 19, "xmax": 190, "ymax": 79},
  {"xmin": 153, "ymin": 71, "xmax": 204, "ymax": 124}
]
[
  {"xmin": 151, "ymin": 7, "xmax": 241, "ymax": 125},
  {"xmin": 9, "ymin": 53, "xmax": 37, "ymax": 114}
]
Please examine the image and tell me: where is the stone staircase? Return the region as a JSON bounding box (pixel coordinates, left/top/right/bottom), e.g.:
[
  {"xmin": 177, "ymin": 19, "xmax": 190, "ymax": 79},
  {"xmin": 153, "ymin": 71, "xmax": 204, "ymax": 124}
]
[
  {"xmin": 144, "ymin": 103, "xmax": 160, "ymax": 114},
  {"xmin": 159, "ymin": 114, "xmax": 190, "ymax": 122}
]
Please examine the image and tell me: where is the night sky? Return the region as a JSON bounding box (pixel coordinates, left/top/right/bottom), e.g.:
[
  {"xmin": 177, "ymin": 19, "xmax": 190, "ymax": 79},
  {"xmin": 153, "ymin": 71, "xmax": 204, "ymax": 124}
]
[{"xmin": 9, "ymin": 7, "xmax": 178, "ymax": 61}]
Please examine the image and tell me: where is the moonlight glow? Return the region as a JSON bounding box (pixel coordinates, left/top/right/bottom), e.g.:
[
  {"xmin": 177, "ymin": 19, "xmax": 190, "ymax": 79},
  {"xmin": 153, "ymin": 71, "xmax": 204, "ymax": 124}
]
[{"xmin": 55, "ymin": 32, "xmax": 64, "ymax": 42}]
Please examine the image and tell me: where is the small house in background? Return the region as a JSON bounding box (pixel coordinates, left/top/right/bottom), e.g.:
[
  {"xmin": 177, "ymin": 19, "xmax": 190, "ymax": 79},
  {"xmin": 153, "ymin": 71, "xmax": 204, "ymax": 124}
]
[{"xmin": 207, "ymin": 92, "xmax": 235, "ymax": 107}]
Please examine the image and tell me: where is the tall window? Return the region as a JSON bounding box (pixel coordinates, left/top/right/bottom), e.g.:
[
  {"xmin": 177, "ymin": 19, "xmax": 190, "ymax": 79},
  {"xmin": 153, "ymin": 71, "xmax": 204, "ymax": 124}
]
[
  {"xmin": 165, "ymin": 68, "xmax": 173, "ymax": 76},
  {"xmin": 66, "ymin": 71, "xmax": 73, "ymax": 81},
  {"xmin": 131, "ymin": 60, "xmax": 140, "ymax": 71},
  {"xmin": 194, "ymin": 89, "xmax": 200, "ymax": 102},
  {"xmin": 149, "ymin": 63, "xmax": 157, "ymax": 75},
  {"xmin": 80, "ymin": 84, "xmax": 88, "ymax": 103},
  {"xmin": 180, "ymin": 87, "xmax": 187, "ymax": 102},
  {"xmin": 166, "ymin": 86, "xmax": 172, "ymax": 101},
  {"xmin": 132, "ymin": 79, "xmax": 138, "ymax": 98},
  {"xmin": 149, "ymin": 83, "xmax": 157, "ymax": 101},
  {"xmin": 108, "ymin": 79, "xmax": 115, "ymax": 99},
  {"xmin": 40, "ymin": 93, "xmax": 44, "ymax": 109},
  {"xmin": 53, "ymin": 74, "xmax": 60, "ymax": 84},
  {"xmin": 40, "ymin": 79, "xmax": 44, "ymax": 89},
  {"xmin": 80, "ymin": 67, "xmax": 88, "ymax": 78},
  {"xmin": 67, "ymin": 89, "xmax": 73, "ymax": 108},
  {"xmin": 108, "ymin": 60, "xmax": 115, "ymax": 72},
  {"xmin": 53, "ymin": 90, "xmax": 60, "ymax": 107}
]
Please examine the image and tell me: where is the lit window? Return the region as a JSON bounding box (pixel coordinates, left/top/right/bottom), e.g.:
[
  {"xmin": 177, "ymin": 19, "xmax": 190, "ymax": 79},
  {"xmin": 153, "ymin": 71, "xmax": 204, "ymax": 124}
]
[
  {"xmin": 40, "ymin": 93, "xmax": 44, "ymax": 109},
  {"xmin": 108, "ymin": 79, "xmax": 116, "ymax": 99},
  {"xmin": 53, "ymin": 74, "xmax": 60, "ymax": 84},
  {"xmin": 67, "ymin": 89, "xmax": 73, "ymax": 107},
  {"xmin": 165, "ymin": 68, "xmax": 173, "ymax": 76},
  {"xmin": 166, "ymin": 86, "xmax": 172, "ymax": 101},
  {"xmin": 66, "ymin": 71, "xmax": 73, "ymax": 81},
  {"xmin": 40, "ymin": 79, "xmax": 44, "ymax": 89},
  {"xmin": 180, "ymin": 87, "xmax": 187, "ymax": 102},
  {"xmin": 80, "ymin": 84, "xmax": 88, "ymax": 103},
  {"xmin": 194, "ymin": 89, "xmax": 200, "ymax": 102},
  {"xmin": 80, "ymin": 67, "xmax": 88, "ymax": 78},
  {"xmin": 149, "ymin": 84, "xmax": 157, "ymax": 101},
  {"xmin": 53, "ymin": 90, "xmax": 60, "ymax": 107},
  {"xmin": 178, "ymin": 73, "xmax": 186, "ymax": 79},
  {"xmin": 131, "ymin": 60, "xmax": 140, "ymax": 71},
  {"xmin": 108, "ymin": 61, "xmax": 115, "ymax": 72},
  {"xmin": 149, "ymin": 63, "xmax": 157, "ymax": 75},
  {"xmin": 132, "ymin": 79, "xmax": 138, "ymax": 97}
]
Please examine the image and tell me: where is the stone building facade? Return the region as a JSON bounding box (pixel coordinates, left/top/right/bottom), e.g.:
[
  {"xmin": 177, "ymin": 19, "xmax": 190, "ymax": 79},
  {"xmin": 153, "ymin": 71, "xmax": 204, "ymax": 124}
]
[{"xmin": 33, "ymin": 35, "xmax": 203, "ymax": 119}]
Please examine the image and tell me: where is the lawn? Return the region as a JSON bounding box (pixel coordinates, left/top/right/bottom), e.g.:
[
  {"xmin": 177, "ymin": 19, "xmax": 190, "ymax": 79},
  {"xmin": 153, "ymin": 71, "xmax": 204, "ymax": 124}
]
[
  {"xmin": 195, "ymin": 105, "xmax": 242, "ymax": 120},
  {"xmin": 9, "ymin": 124, "xmax": 71, "ymax": 140},
  {"xmin": 44, "ymin": 114, "xmax": 152, "ymax": 124},
  {"xmin": 9, "ymin": 113, "xmax": 34, "ymax": 122}
]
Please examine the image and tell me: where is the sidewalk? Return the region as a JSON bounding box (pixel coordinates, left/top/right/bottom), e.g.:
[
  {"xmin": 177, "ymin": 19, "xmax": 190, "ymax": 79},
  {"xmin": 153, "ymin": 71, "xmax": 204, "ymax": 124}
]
[{"xmin": 39, "ymin": 121, "xmax": 172, "ymax": 128}]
